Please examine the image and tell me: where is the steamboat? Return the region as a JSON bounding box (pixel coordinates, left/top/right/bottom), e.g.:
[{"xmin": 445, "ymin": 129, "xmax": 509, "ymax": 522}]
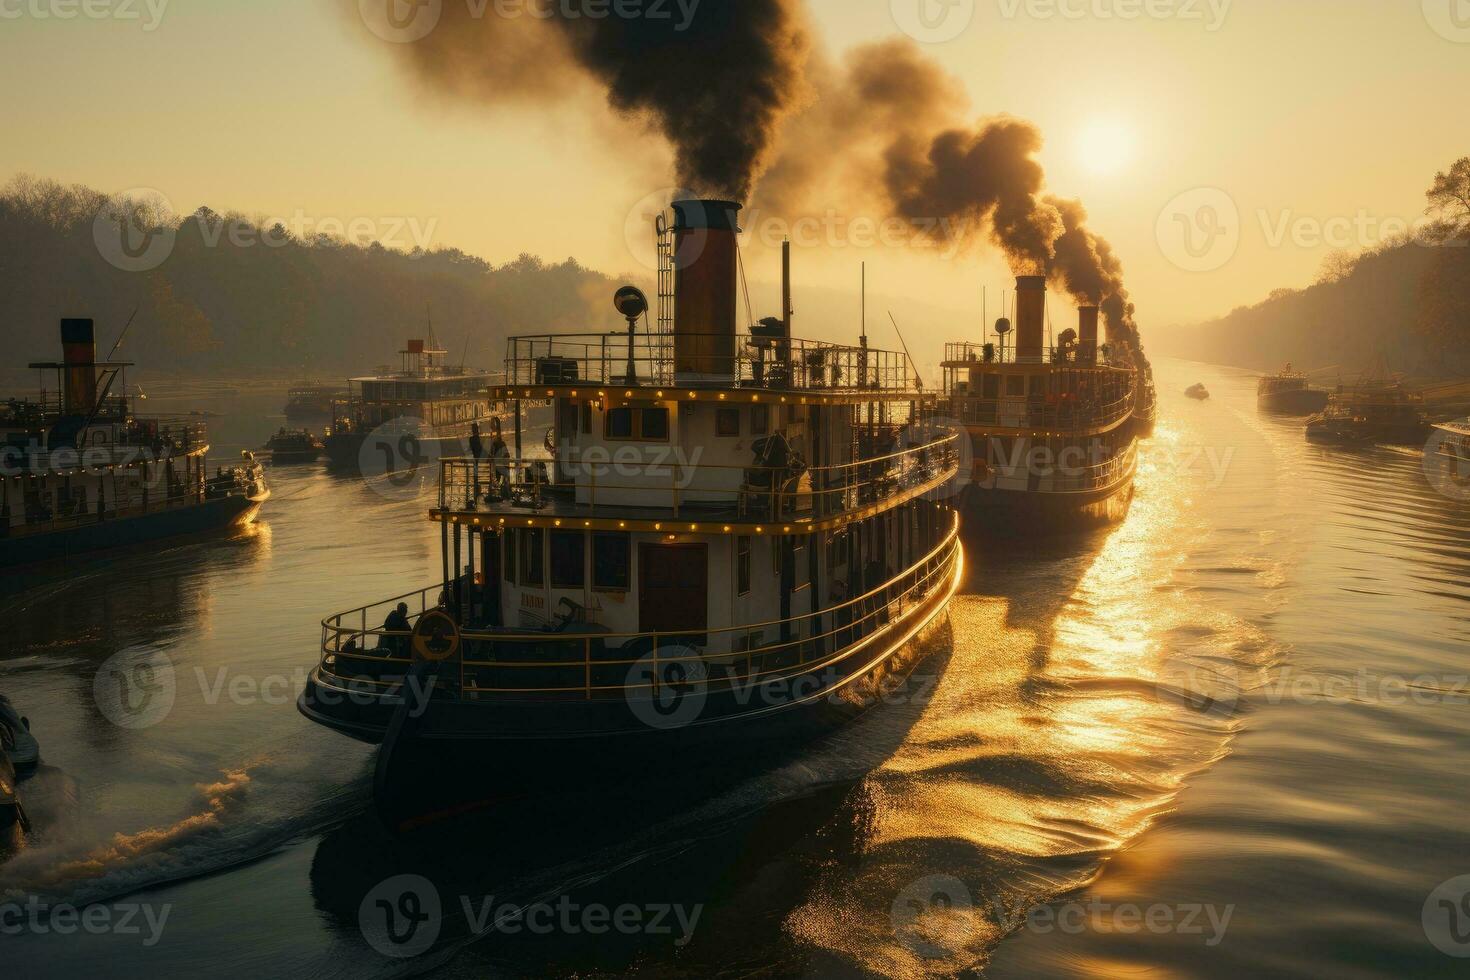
[
  {"xmin": 0, "ymin": 319, "xmax": 268, "ymax": 568},
  {"xmin": 1258, "ymin": 366, "xmax": 1329, "ymax": 415},
  {"xmin": 322, "ymin": 340, "xmax": 511, "ymax": 472},
  {"xmin": 942, "ymin": 278, "xmax": 1142, "ymax": 534},
  {"xmin": 300, "ymin": 200, "xmax": 963, "ymax": 792},
  {"xmin": 284, "ymin": 381, "xmax": 348, "ymax": 420}
]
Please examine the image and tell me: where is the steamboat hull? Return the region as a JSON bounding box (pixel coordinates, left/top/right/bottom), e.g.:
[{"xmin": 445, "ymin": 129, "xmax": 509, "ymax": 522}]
[
  {"xmin": 0, "ymin": 492, "xmax": 266, "ymax": 568},
  {"xmin": 959, "ymin": 474, "xmax": 1135, "ymax": 536},
  {"xmin": 298, "ymin": 547, "xmax": 961, "ymax": 753},
  {"xmin": 1259, "ymin": 388, "xmax": 1329, "ymax": 415}
]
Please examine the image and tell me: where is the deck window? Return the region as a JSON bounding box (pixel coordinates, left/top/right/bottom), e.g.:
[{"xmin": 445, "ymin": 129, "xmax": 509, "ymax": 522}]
[
  {"xmin": 751, "ymin": 404, "xmax": 770, "ymax": 435},
  {"xmin": 1006, "ymin": 375, "xmax": 1025, "ymax": 396},
  {"xmin": 504, "ymin": 530, "xmax": 517, "ymax": 584},
  {"xmin": 737, "ymin": 536, "xmax": 751, "ymax": 596},
  {"xmin": 605, "ymin": 407, "xmax": 635, "ymax": 439},
  {"xmin": 550, "ymin": 531, "xmax": 585, "ymax": 589},
  {"xmin": 581, "ymin": 402, "xmax": 592, "ymax": 435},
  {"xmin": 641, "ymin": 407, "xmax": 670, "ymax": 441},
  {"xmin": 717, "ymin": 408, "xmax": 741, "ymax": 437},
  {"xmin": 593, "ymin": 532, "xmax": 631, "ymax": 591},
  {"xmin": 520, "ymin": 528, "xmax": 545, "ymax": 587}
]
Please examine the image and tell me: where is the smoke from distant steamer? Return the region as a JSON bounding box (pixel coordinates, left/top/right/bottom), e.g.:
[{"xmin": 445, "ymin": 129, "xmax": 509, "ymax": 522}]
[{"xmin": 358, "ymin": 0, "xmax": 1143, "ymax": 347}]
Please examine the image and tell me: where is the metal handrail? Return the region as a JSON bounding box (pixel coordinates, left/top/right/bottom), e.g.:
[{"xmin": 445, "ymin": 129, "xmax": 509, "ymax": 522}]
[
  {"xmin": 506, "ymin": 332, "xmax": 918, "ymax": 393},
  {"xmin": 436, "ymin": 433, "xmax": 961, "ymax": 520},
  {"xmin": 315, "ymin": 511, "xmax": 962, "ymax": 698}
]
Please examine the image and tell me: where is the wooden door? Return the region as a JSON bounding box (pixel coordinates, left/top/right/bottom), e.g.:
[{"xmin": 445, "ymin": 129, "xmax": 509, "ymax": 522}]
[{"xmin": 639, "ymin": 544, "xmax": 708, "ymax": 643}]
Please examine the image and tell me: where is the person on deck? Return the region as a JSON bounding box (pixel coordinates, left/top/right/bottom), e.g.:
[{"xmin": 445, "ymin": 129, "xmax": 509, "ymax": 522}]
[
  {"xmin": 382, "ymin": 602, "xmax": 412, "ymax": 656},
  {"xmin": 489, "ymin": 419, "xmax": 510, "ymax": 500}
]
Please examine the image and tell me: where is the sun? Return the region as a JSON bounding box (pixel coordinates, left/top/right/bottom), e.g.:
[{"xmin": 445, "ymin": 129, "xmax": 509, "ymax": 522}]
[{"xmin": 1076, "ymin": 118, "xmax": 1136, "ymax": 176}]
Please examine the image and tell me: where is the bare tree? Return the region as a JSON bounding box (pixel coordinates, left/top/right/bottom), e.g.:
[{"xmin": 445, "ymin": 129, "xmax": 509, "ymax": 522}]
[{"xmin": 1425, "ymin": 157, "xmax": 1470, "ymax": 244}]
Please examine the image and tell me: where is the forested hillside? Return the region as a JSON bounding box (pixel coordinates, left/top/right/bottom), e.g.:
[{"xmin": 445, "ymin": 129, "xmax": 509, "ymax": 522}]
[{"xmin": 0, "ymin": 175, "xmax": 625, "ymax": 376}]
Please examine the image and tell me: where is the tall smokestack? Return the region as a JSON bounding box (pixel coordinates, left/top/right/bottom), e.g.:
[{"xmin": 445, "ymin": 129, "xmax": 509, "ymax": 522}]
[
  {"xmin": 1014, "ymin": 276, "xmax": 1046, "ymax": 364},
  {"xmin": 672, "ymin": 199, "xmax": 742, "ymax": 384},
  {"xmin": 1078, "ymin": 306, "xmax": 1100, "ymax": 366},
  {"xmin": 60, "ymin": 318, "xmax": 98, "ymax": 416}
]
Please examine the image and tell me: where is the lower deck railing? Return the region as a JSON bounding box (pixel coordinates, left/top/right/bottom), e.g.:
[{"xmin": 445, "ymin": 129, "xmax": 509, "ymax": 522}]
[{"xmin": 317, "ymin": 511, "xmax": 962, "ymax": 700}]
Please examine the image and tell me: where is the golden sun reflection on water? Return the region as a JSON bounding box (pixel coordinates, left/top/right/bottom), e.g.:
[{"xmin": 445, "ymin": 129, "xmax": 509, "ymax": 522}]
[{"xmin": 786, "ymin": 414, "xmax": 1271, "ymax": 976}]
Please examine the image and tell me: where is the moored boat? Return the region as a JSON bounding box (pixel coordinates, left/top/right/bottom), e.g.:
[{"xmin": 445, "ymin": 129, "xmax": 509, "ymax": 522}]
[
  {"xmin": 284, "ymin": 381, "xmax": 348, "ymax": 419},
  {"xmin": 0, "ymin": 319, "xmax": 269, "ymax": 568},
  {"xmin": 1433, "ymin": 420, "xmax": 1470, "ymax": 462},
  {"xmin": 1258, "ymin": 366, "xmax": 1329, "ymax": 414},
  {"xmin": 265, "ymin": 427, "xmax": 325, "ymax": 464},
  {"xmin": 1306, "ymin": 382, "xmax": 1431, "ymax": 446},
  {"xmin": 942, "ymin": 279, "xmax": 1141, "ymax": 535},
  {"xmin": 299, "ymin": 200, "xmax": 963, "ymax": 813}
]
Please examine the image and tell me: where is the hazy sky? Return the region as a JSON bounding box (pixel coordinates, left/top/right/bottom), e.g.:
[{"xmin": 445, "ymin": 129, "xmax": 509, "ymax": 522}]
[{"xmin": 3, "ymin": 0, "xmax": 1468, "ymax": 339}]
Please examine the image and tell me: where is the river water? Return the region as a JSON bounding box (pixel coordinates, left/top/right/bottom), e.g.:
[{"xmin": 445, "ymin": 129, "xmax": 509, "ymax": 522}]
[{"xmin": 2, "ymin": 359, "xmax": 1468, "ymax": 978}]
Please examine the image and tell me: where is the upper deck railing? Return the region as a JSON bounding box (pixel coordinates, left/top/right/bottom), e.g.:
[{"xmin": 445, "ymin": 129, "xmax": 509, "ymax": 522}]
[
  {"xmin": 942, "ymin": 341, "xmax": 1134, "ymax": 370},
  {"xmin": 506, "ymin": 332, "xmax": 917, "ymax": 394},
  {"xmin": 0, "ymin": 405, "xmax": 209, "ymax": 464},
  {"xmin": 436, "ymin": 430, "xmax": 961, "ymax": 523}
]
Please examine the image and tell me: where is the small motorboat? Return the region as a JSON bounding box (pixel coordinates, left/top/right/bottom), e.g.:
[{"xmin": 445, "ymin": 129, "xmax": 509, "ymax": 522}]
[
  {"xmin": 266, "ymin": 428, "xmax": 325, "ymax": 464},
  {"xmin": 0, "ymin": 695, "xmax": 39, "ymax": 775},
  {"xmin": 1186, "ymin": 383, "xmax": 1211, "ymax": 400}
]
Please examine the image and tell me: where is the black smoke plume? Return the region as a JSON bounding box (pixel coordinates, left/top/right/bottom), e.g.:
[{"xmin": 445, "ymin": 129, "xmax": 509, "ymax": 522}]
[{"xmin": 367, "ymin": 0, "xmax": 810, "ymax": 201}]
